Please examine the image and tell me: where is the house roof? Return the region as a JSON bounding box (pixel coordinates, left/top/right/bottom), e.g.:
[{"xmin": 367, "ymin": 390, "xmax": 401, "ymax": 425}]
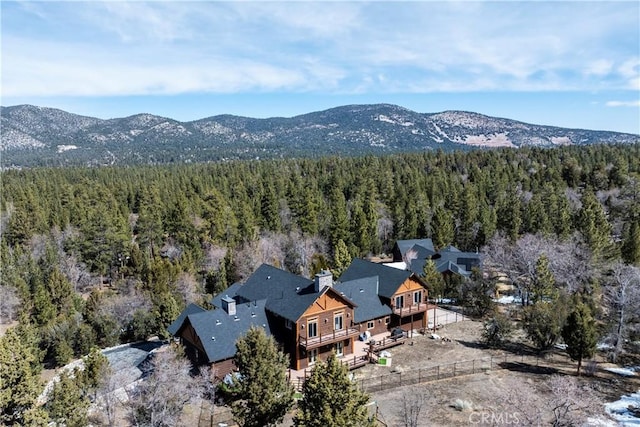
[
  {"xmin": 211, "ymin": 282, "xmax": 243, "ymax": 308},
  {"xmin": 395, "ymin": 239, "xmax": 435, "ymax": 259},
  {"xmin": 236, "ymin": 264, "xmax": 356, "ymax": 322},
  {"xmin": 338, "ymin": 258, "xmax": 414, "ymax": 299},
  {"xmin": 335, "ymin": 276, "xmax": 392, "ymax": 323},
  {"xmin": 179, "ymin": 299, "xmax": 271, "ymax": 363},
  {"xmin": 167, "ymin": 303, "xmax": 206, "ymax": 336}
]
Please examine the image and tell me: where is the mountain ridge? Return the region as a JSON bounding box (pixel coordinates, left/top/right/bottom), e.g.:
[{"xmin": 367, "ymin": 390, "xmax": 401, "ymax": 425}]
[{"xmin": 1, "ymin": 103, "xmax": 637, "ymax": 168}]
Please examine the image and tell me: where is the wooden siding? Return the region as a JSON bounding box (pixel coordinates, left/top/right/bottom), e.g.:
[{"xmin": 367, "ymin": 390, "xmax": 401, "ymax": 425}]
[{"xmin": 212, "ymin": 358, "xmax": 236, "ymax": 380}]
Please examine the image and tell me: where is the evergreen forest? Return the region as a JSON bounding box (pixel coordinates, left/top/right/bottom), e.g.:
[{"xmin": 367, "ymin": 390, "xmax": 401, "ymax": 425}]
[{"xmin": 1, "ymin": 143, "xmax": 639, "ymax": 372}]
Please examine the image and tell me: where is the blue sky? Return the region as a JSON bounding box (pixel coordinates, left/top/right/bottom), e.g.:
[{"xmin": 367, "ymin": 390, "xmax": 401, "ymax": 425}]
[{"xmin": 2, "ymin": 1, "xmax": 639, "ymax": 134}]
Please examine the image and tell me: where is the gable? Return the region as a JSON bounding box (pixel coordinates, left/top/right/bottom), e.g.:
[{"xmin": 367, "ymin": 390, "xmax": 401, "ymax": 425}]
[
  {"xmin": 302, "ymin": 290, "xmax": 350, "ymax": 317},
  {"xmin": 392, "ymin": 276, "xmax": 427, "ymax": 297}
]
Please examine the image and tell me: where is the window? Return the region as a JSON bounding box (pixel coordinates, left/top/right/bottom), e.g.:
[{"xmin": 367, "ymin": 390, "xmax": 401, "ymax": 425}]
[
  {"xmin": 285, "ymin": 319, "xmax": 293, "ymax": 330},
  {"xmin": 395, "ymin": 295, "xmax": 404, "ymax": 309},
  {"xmin": 384, "ymin": 317, "xmax": 390, "ymax": 325},
  {"xmin": 367, "ymin": 321, "xmax": 374, "ymax": 330},
  {"xmin": 335, "ymin": 341, "xmax": 344, "ymax": 357},
  {"xmin": 414, "ymin": 290, "xmax": 423, "ymax": 305},
  {"xmin": 308, "ymin": 319, "xmax": 318, "ymax": 338},
  {"xmin": 334, "ymin": 312, "xmax": 344, "ymax": 331},
  {"xmin": 308, "ymin": 348, "xmax": 318, "ymax": 365}
]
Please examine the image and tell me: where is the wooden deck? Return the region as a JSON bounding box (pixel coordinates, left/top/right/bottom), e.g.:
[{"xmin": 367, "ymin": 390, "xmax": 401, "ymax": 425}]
[{"xmin": 370, "ymin": 334, "xmax": 407, "ymax": 353}]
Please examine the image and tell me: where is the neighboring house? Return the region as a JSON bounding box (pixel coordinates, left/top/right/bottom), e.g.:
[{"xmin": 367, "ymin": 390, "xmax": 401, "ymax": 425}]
[
  {"xmin": 338, "ymin": 259, "xmax": 430, "ymax": 333},
  {"xmin": 392, "ymin": 238, "xmax": 436, "ymax": 263},
  {"xmin": 392, "ymin": 239, "xmax": 482, "ymax": 279}
]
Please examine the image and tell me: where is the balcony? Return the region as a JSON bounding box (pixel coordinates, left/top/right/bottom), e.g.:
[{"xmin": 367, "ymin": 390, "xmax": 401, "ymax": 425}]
[
  {"xmin": 392, "ymin": 302, "xmax": 428, "ymax": 317},
  {"xmin": 299, "ymin": 327, "xmax": 360, "ymax": 350}
]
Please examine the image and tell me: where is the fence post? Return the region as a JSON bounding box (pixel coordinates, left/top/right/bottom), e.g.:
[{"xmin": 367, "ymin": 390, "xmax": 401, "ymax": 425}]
[
  {"xmin": 473, "ymin": 359, "xmax": 475, "ymax": 374},
  {"xmin": 418, "ymin": 368, "xmax": 421, "ymax": 383},
  {"xmin": 490, "ymin": 356, "xmax": 493, "ymax": 369},
  {"xmin": 437, "ymin": 365, "xmax": 440, "ymax": 380},
  {"xmin": 453, "ymin": 362, "xmax": 456, "ymax": 377}
]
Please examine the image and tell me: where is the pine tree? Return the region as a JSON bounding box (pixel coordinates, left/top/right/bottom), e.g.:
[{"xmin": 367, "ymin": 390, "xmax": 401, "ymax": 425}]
[
  {"xmin": 232, "ymin": 327, "xmax": 294, "ymax": 427},
  {"xmin": 577, "ymin": 189, "xmax": 612, "ymax": 260},
  {"xmin": 0, "ymin": 328, "xmax": 44, "ymax": 425},
  {"xmin": 532, "ymin": 254, "xmax": 556, "ymax": 304},
  {"xmin": 422, "ymin": 259, "xmax": 445, "ymax": 301},
  {"xmin": 295, "ymin": 353, "xmax": 373, "ymax": 427},
  {"xmin": 333, "ymin": 239, "xmax": 352, "ymax": 278},
  {"xmin": 621, "ymin": 217, "xmax": 640, "ymax": 265},
  {"xmin": 431, "ymin": 204, "xmax": 454, "ymax": 249},
  {"xmin": 562, "ymin": 303, "xmax": 597, "ymax": 375},
  {"xmin": 522, "ymin": 297, "xmax": 568, "ymax": 351},
  {"xmin": 46, "ymin": 371, "xmax": 90, "ymax": 427}
]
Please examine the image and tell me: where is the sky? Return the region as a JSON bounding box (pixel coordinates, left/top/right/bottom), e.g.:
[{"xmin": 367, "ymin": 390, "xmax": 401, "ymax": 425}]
[{"xmin": 2, "ymin": 1, "xmax": 639, "ymax": 134}]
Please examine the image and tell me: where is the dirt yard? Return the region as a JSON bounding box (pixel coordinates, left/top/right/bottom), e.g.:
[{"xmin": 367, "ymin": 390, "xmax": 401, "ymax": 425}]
[{"xmin": 358, "ymin": 320, "xmax": 640, "ymax": 426}]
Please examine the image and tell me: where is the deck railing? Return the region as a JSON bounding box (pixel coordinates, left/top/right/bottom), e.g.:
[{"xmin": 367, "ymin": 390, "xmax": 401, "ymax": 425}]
[
  {"xmin": 392, "ymin": 302, "xmax": 428, "ymax": 317},
  {"xmin": 298, "ymin": 327, "xmax": 360, "ymax": 349}
]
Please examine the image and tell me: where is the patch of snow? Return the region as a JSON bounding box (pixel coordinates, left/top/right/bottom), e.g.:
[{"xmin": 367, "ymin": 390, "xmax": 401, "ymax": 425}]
[
  {"xmin": 554, "ymin": 343, "xmax": 568, "ymax": 350},
  {"xmin": 598, "ymin": 342, "xmax": 614, "ymax": 350},
  {"xmin": 551, "ymin": 136, "xmax": 573, "ymax": 146},
  {"xmin": 57, "ymin": 145, "xmax": 78, "ymax": 153},
  {"xmin": 494, "ymin": 295, "xmax": 522, "ymax": 305},
  {"xmin": 457, "ymin": 133, "xmax": 516, "ymax": 148},
  {"xmin": 605, "ymin": 367, "xmax": 639, "ymax": 377},
  {"xmin": 605, "ymin": 389, "xmax": 640, "ymax": 426}
]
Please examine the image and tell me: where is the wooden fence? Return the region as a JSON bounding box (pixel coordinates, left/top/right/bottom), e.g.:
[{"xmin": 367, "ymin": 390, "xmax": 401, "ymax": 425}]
[{"xmin": 356, "ymin": 351, "xmax": 598, "ymax": 394}]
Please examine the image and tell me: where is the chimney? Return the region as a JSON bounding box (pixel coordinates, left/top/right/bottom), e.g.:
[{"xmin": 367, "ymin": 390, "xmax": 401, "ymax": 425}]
[
  {"xmin": 314, "ymin": 270, "xmax": 333, "ymax": 292},
  {"xmin": 221, "ymin": 295, "xmax": 236, "ymax": 316}
]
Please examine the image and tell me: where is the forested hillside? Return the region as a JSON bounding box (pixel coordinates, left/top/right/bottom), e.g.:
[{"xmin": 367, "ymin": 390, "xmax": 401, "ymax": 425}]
[{"xmin": 1, "ymin": 144, "xmax": 639, "ymax": 371}]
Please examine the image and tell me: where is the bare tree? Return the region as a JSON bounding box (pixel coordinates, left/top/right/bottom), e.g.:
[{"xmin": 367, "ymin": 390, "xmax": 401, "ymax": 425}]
[
  {"xmin": 483, "ymin": 233, "xmax": 593, "ymax": 305},
  {"xmin": 126, "ymin": 346, "xmax": 202, "ymax": 427},
  {"xmin": 547, "ymin": 375, "xmax": 600, "ymax": 427},
  {"xmin": 403, "ymin": 248, "xmax": 418, "ymax": 271},
  {"xmin": 399, "ymin": 388, "xmax": 425, "ymax": 427},
  {"xmin": 174, "ymin": 272, "xmax": 201, "ymax": 305},
  {"xmin": 604, "ymin": 262, "xmax": 640, "ymax": 363},
  {"xmin": 0, "ymin": 284, "xmax": 20, "ymax": 324}
]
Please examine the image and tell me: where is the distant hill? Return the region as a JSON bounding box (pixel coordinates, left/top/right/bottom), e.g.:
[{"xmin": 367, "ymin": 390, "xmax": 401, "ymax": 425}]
[{"xmin": 1, "ymin": 103, "xmax": 637, "ymax": 168}]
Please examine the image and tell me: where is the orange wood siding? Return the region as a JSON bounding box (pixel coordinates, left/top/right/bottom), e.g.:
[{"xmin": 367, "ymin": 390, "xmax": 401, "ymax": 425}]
[{"xmin": 391, "ymin": 277, "xmax": 428, "ymax": 309}]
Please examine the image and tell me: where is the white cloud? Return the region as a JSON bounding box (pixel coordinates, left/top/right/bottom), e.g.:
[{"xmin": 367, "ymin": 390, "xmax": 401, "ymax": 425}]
[
  {"xmin": 605, "ymin": 100, "xmax": 640, "ymax": 108},
  {"xmin": 2, "ymin": 1, "xmax": 639, "ymax": 97}
]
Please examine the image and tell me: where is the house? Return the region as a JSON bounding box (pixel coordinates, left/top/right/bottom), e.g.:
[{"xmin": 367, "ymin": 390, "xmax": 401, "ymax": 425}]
[
  {"xmin": 170, "ymin": 258, "xmax": 436, "ymax": 378},
  {"xmin": 338, "ymin": 259, "xmax": 430, "ymax": 334},
  {"xmin": 170, "ymin": 264, "xmax": 360, "ymax": 376}
]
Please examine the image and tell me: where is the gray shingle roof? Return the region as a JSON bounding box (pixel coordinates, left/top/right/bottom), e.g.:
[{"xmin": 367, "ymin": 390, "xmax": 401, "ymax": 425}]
[
  {"xmin": 236, "ymin": 264, "xmax": 356, "ymax": 322},
  {"xmin": 182, "ymin": 299, "xmax": 271, "ymax": 363},
  {"xmin": 395, "ymin": 239, "xmax": 435, "ymax": 259},
  {"xmin": 335, "ymin": 276, "xmax": 392, "ymax": 323},
  {"xmin": 211, "ymin": 282, "xmax": 243, "ymax": 308},
  {"xmin": 338, "ymin": 259, "xmax": 413, "ymax": 299},
  {"xmin": 167, "ymin": 303, "xmax": 206, "ymax": 336}
]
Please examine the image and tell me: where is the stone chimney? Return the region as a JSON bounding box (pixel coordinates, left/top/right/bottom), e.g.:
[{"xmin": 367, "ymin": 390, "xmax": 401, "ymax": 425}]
[
  {"xmin": 221, "ymin": 295, "xmax": 236, "ymax": 316},
  {"xmin": 314, "ymin": 270, "xmax": 333, "ymax": 292}
]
